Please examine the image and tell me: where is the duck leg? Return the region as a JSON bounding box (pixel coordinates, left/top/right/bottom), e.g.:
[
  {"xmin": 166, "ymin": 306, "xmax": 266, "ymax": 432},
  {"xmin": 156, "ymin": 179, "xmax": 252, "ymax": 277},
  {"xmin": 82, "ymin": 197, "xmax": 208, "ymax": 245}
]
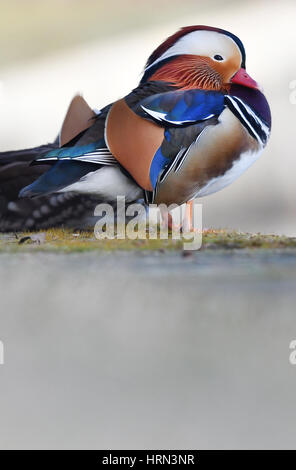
[{"xmin": 159, "ymin": 200, "xmax": 197, "ymax": 233}]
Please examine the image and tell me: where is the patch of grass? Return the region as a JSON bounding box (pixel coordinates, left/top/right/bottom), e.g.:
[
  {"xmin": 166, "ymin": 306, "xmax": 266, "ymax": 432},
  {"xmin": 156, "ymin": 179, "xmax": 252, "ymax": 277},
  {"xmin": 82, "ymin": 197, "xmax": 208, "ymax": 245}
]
[
  {"xmin": 0, "ymin": 228, "xmax": 295, "ymax": 254},
  {"xmin": 202, "ymin": 230, "xmax": 296, "ymax": 250}
]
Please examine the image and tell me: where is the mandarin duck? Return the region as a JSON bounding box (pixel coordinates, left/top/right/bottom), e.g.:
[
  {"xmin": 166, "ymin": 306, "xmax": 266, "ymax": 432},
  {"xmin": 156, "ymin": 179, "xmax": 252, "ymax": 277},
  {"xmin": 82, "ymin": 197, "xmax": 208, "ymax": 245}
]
[
  {"xmin": 0, "ymin": 136, "xmax": 107, "ymax": 231},
  {"xmin": 1, "ymin": 26, "xmax": 271, "ymax": 230}
]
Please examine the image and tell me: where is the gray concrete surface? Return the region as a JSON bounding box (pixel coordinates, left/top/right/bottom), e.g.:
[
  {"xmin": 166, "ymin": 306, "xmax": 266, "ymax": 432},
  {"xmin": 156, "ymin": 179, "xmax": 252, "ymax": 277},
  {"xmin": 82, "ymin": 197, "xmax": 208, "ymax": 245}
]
[{"xmin": 0, "ymin": 251, "xmax": 296, "ymax": 449}]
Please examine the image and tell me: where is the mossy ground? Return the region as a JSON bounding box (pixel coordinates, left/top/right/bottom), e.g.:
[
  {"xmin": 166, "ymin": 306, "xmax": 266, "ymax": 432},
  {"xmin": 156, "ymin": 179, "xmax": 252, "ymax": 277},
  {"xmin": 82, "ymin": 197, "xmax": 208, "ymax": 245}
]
[{"xmin": 0, "ymin": 229, "xmax": 295, "ymax": 254}]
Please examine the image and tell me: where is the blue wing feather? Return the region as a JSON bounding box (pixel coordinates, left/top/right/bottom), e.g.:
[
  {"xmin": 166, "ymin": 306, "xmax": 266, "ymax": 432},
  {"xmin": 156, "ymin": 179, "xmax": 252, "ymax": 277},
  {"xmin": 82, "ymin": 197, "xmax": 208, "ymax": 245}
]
[
  {"xmin": 149, "ymin": 146, "xmax": 170, "ymax": 189},
  {"xmin": 137, "ymin": 89, "xmax": 225, "ymax": 126},
  {"xmin": 19, "ymin": 161, "xmax": 98, "ymax": 198},
  {"xmin": 37, "ymin": 139, "xmax": 105, "ymax": 160}
]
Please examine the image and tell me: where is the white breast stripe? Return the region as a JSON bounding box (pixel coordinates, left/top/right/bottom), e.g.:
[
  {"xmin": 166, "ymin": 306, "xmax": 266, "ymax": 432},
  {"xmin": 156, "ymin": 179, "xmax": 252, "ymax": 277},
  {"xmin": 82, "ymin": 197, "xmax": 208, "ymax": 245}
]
[
  {"xmin": 225, "ymin": 95, "xmax": 269, "ymax": 146},
  {"xmin": 226, "ymin": 96, "xmax": 263, "ymax": 144},
  {"xmin": 234, "ymin": 97, "xmax": 270, "ymax": 136}
]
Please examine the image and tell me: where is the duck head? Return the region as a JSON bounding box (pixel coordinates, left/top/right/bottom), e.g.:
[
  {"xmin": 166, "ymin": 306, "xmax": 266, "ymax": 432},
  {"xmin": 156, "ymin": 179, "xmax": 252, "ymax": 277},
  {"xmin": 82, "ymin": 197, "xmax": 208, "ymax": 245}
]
[{"xmin": 141, "ymin": 26, "xmax": 259, "ymax": 92}]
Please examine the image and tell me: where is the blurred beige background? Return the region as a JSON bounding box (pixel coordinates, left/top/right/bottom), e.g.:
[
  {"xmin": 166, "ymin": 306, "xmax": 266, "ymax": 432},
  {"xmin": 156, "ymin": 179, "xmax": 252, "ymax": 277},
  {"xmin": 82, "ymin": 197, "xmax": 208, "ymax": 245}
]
[{"xmin": 0, "ymin": 0, "xmax": 295, "ymax": 235}]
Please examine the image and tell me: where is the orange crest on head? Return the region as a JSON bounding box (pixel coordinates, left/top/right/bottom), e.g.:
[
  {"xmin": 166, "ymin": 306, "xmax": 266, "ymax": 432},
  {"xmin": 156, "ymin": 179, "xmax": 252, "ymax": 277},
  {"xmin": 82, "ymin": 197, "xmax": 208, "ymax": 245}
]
[
  {"xmin": 149, "ymin": 55, "xmax": 226, "ymax": 91},
  {"xmin": 145, "ymin": 25, "xmax": 246, "ymax": 70}
]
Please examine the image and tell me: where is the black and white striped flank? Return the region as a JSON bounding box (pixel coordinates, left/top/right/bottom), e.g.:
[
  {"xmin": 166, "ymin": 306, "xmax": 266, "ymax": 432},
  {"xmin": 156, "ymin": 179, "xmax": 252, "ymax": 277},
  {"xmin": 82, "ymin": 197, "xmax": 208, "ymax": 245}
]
[{"xmin": 225, "ymin": 95, "xmax": 270, "ymax": 146}]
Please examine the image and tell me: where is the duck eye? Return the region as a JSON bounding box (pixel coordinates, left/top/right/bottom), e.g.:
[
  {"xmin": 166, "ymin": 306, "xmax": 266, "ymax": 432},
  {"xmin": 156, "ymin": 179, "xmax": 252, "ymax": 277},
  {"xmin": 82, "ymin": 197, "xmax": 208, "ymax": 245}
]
[{"xmin": 213, "ymin": 54, "xmax": 224, "ymax": 61}]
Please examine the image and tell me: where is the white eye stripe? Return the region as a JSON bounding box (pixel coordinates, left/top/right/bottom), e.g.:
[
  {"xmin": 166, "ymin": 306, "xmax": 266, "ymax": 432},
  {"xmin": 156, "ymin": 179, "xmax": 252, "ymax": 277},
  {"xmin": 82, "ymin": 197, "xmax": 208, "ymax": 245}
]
[{"xmin": 145, "ymin": 30, "xmax": 241, "ymax": 72}]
